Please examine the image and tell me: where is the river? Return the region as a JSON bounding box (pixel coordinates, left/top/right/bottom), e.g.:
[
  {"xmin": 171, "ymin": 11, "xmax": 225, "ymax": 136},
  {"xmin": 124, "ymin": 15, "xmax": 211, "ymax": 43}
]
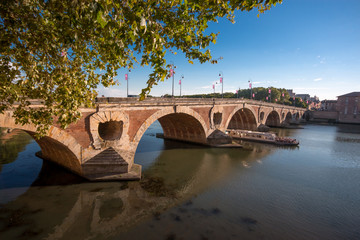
[{"xmin": 0, "ymin": 123, "xmax": 360, "ymax": 240}]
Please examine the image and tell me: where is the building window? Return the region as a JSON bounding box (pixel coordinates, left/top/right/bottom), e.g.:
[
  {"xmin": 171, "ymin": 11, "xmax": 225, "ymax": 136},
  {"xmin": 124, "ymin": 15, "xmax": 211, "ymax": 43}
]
[
  {"xmin": 345, "ymin": 97, "xmax": 349, "ymax": 104},
  {"xmin": 345, "ymin": 106, "xmax": 348, "ymax": 115},
  {"xmin": 356, "ymin": 97, "xmax": 358, "ymax": 102},
  {"xmin": 354, "ymin": 106, "xmax": 358, "ymax": 115}
]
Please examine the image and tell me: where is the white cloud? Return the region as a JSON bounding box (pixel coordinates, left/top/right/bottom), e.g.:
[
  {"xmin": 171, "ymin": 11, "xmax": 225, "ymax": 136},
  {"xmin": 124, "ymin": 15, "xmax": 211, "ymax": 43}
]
[
  {"xmin": 313, "ymin": 78, "xmax": 323, "ymax": 82},
  {"xmin": 97, "ymin": 87, "xmax": 124, "ymax": 97}
]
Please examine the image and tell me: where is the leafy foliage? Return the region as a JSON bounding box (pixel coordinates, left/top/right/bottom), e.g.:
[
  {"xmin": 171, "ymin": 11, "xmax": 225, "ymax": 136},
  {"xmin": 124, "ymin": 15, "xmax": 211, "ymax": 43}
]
[{"xmin": 0, "ymin": 0, "xmax": 282, "ymax": 136}]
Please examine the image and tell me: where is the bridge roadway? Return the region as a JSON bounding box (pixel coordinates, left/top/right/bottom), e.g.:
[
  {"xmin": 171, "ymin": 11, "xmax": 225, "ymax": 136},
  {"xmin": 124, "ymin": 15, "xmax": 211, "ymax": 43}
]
[{"xmin": 0, "ymin": 97, "xmax": 305, "ymax": 181}]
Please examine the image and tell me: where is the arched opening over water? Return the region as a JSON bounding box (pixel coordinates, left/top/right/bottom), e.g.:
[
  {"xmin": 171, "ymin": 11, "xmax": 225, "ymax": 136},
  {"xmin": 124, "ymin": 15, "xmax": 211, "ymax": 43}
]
[
  {"xmin": 227, "ymin": 108, "xmax": 257, "ymax": 130},
  {"xmin": 157, "ymin": 113, "xmax": 207, "ymax": 144},
  {"xmin": 285, "ymin": 112, "xmax": 292, "ymax": 124},
  {"xmin": 265, "ymin": 111, "xmax": 281, "ymax": 127},
  {"xmin": 294, "ymin": 112, "xmax": 300, "ymax": 120},
  {"xmin": 0, "ymin": 125, "xmax": 82, "ymax": 175}
]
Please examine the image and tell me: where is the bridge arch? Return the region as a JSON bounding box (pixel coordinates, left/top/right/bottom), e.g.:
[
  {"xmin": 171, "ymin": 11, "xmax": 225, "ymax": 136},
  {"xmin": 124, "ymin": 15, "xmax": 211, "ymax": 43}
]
[
  {"xmin": 284, "ymin": 112, "xmax": 292, "ymax": 124},
  {"xmin": 134, "ymin": 106, "xmax": 208, "ymax": 145},
  {"xmin": 294, "ymin": 112, "xmax": 300, "ymax": 120},
  {"xmin": 0, "ymin": 113, "xmax": 83, "ymax": 174},
  {"xmin": 265, "ymin": 110, "xmax": 281, "ymax": 127},
  {"xmin": 225, "ymin": 107, "xmax": 258, "ymax": 130}
]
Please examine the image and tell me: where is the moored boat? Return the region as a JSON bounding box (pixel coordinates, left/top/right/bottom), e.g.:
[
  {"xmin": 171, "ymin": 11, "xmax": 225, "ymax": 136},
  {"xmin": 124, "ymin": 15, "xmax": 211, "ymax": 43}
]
[{"xmin": 227, "ymin": 129, "xmax": 299, "ymax": 146}]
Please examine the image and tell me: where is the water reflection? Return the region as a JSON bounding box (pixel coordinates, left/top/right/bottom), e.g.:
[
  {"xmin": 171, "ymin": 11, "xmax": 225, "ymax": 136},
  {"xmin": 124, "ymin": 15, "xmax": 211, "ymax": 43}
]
[
  {"xmin": 2, "ymin": 124, "xmax": 360, "ymax": 240},
  {"xmin": 0, "ymin": 130, "xmax": 275, "ymax": 240},
  {"xmin": 0, "ymin": 128, "xmax": 33, "ymax": 165}
]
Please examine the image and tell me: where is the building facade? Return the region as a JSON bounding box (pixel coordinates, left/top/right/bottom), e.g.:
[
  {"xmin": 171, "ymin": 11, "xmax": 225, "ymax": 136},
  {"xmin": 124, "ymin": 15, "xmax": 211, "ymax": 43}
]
[
  {"xmin": 336, "ymin": 92, "xmax": 360, "ymax": 124},
  {"xmin": 321, "ymin": 100, "xmax": 337, "ymax": 111}
]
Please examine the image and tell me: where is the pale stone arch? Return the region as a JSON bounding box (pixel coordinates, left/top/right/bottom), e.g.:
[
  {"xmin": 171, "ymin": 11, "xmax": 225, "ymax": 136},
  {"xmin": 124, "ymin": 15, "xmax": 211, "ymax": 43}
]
[
  {"xmin": 264, "ymin": 110, "xmax": 281, "ymax": 127},
  {"xmin": 133, "ymin": 106, "xmax": 208, "ymax": 145},
  {"xmin": 89, "ymin": 111, "xmax": 130, "ymax": 150},
  {"xmin": 225, "ymin": 105, "xmax": 258, "ymax": 130},
  {"xmin": 0, "ymin": 112, "xmax": 83, "ymax": 174}
]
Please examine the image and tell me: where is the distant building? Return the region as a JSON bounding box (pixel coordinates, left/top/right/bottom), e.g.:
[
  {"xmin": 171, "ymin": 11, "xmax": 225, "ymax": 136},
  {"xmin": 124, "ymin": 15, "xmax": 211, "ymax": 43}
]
[
  {"xmin": 336, "ymin": 92, "xmax": 360, "ymax": 124},
  {"xmin": 321, "ymin": 100, "xmax": 337, "ymax": 111},
  {"xmin": 287, "ymin": 89, "xmax": 296, "ymax": 98},
  {"xmin": 310, "ymin": 95, "xmax": 319, "ymax": 102},
  {"xmin": 295, "ymin": 94, "xmax": 310, "ymax": 101}
]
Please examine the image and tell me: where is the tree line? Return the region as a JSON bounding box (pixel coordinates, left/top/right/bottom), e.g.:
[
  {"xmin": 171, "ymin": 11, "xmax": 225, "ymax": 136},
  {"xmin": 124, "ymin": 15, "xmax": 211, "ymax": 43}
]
[{"xmin": 163, "ymin": 87, "xmax": 308, "ymax": 108}]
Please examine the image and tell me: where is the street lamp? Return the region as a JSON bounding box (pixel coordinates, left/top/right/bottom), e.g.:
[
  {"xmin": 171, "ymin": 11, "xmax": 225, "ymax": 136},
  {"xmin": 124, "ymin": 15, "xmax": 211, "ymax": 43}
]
[
  {"xmin": 179, "ymin": 75, "xmax": 184, "ymax": 97},
  {"xmin": 125, "ymin": 69, "xmax": 131, "ymax": 97},
  {"xmin": 170, "ymin": 62, "xmax": 176, "ymax": 98},
  {"xmin": 219, "ymin": 71, "xmax": 223, "ymax": 98},
  {"xmin": 268, "ymin": 88, "xmax": 271, "ymax": 102},
  {"xmin": 248, "ymin": 79, "xmax": 252, "ymax": 99}
]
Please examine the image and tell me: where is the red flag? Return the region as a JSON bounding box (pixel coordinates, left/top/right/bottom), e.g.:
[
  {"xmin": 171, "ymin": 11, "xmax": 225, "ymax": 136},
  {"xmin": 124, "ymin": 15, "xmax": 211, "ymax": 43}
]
[
  {"xmin": 252, "ymin": 93, "xmax": 255, "ymax": 98},
  {"xmin": 293, "ymin": 97, "xmax": 295, "ymax": 100},
  {"xmin": 249, "ymin": 83, "xmax": 252, "ymax": 88},
  {"xmin": 170, "ymin": 69, "xmax": 173, "ymax": 77},
  {"xmin": 268, "ymin": 89, "xmax": 271, "ymax": 94},
  {"xmin": 282, "ymin": 93, "xmax": 284, "ymax": 97},
  {"xmin": 275, "ymin": 99, "xmax": 278, "ymax": 102},
  {"xmin": 179, "ymin": 79, "xmax": 181, "ymax": 85},
  {"xmin": 220, "ymin": 77, "xmax": 223, "ymax": 83},
  {"xmin": 212, "ymin": 84, "xmax": 215, "ymax": 89},
  {"xmin": 266, "ymin": 96, "xmax": 268, "ymax": 100},
  {"xmin": 125, "ymin": 74, "xmax": 128, "ymax": 81}
]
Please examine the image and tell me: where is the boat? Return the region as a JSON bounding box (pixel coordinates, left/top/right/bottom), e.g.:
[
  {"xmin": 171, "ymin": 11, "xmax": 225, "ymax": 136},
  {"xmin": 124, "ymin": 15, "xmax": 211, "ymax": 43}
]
[{"xmin": 227, "ymin": 129, "xmax": 299, "ymax": 146}]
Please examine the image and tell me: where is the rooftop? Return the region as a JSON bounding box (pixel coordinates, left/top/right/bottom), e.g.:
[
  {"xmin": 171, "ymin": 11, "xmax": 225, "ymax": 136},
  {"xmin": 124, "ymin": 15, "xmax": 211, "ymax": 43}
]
[{"xmin": 337, "ymin": 92, "xmax": 360, "ymax": 97}]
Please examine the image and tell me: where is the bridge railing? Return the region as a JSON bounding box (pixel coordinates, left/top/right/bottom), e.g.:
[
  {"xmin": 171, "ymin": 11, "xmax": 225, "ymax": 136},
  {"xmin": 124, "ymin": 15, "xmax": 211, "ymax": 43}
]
[{"xmin": 95, "ymin": 97, "xmax": 305, "ymax": 110}]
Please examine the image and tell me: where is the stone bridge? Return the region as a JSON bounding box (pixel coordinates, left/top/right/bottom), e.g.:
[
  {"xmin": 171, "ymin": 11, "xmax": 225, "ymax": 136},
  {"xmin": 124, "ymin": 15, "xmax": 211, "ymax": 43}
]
[{"xmin": 0, "ymin": 98, "xmax": 305, "ymax": 181}]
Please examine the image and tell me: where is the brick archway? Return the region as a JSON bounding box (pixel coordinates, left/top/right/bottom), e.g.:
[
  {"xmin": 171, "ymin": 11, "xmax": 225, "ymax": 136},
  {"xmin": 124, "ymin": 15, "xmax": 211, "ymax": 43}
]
[
  {"xmin": 133, "ymin": 106, "xmax": 208, "ymax": 145},
  {"xmin": 225, "ymin": 106, "xmax": 258, "ymax": 130},
  {"xmin": 0, "ymin": 112, "xmax": 83, "ymax": 174}
]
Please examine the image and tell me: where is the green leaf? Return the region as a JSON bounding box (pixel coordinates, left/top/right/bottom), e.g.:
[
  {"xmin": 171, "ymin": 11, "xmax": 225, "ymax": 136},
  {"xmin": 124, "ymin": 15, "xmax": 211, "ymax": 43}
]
[{"xmin": 97, "ymin": 10, "xmax": 107, "ymax": 28}]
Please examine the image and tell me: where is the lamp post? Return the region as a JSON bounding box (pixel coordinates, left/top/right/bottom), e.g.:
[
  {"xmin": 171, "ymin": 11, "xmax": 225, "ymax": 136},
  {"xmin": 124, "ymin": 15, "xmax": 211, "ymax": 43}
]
[
  {"xmin": 170, "ymin": 62, "xmax": 175, "ymax": 98},
  {"xmin": 219, "ymin": 71, "xmax": 223, "ymax": 98},
  {"xmin": 268, "ymin": 88, "xmax": 271, "ymax": 102},
  {"xmin": 248, "ymin": 79, "xmax": 252, "ymax": 99},
  {"xmin": 125, "ymin": 69, "xmax": 131, "ymax": 97},
  {"xmin": 179, "ymin": 75, "xmax": 184, "ymax": 97}
]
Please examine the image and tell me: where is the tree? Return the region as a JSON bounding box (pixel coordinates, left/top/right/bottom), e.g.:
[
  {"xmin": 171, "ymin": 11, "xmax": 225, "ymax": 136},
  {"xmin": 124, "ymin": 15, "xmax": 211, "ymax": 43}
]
[{"xmin": 0, "ymin": 0, "xmax": 282, "ymax": 136}]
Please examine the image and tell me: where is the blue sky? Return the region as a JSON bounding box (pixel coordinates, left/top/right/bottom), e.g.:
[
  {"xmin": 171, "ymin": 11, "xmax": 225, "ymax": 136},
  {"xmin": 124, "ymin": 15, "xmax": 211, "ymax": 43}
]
[{"xmin": 98, "ymin": 0, "xmax": 360, "ymax": 100}]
